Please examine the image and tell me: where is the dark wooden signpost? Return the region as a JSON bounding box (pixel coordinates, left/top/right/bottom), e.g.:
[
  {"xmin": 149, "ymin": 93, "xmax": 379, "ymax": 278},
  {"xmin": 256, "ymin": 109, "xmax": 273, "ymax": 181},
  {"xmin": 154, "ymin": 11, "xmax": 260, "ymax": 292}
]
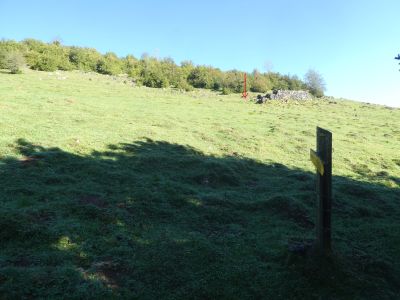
[{"xmin": 310, "ymin": 127, "xmax": 332, "ymax": 256}]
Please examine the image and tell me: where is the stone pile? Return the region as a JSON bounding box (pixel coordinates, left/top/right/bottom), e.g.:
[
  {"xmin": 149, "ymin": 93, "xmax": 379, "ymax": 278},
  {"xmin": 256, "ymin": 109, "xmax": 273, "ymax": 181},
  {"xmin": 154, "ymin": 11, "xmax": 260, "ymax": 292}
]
[{"xmin": 255, "ymin": 90, "xmax": 312, "ymax": 104}]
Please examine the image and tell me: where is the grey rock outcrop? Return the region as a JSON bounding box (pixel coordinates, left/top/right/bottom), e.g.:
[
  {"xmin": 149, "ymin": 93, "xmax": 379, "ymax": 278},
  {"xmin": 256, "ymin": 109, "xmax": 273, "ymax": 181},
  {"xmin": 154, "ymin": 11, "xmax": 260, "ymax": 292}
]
[{"xmin": 255, "ymin": 90, "xmax": 312, "ymax": 103}]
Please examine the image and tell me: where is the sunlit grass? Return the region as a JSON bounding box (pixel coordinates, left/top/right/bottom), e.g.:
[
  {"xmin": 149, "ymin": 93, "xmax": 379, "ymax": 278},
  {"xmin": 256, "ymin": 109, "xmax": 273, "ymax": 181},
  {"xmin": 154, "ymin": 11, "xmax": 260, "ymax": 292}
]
[{"xmin": 0, "ymin": 69, "xmax": 399, "ymax": 299}]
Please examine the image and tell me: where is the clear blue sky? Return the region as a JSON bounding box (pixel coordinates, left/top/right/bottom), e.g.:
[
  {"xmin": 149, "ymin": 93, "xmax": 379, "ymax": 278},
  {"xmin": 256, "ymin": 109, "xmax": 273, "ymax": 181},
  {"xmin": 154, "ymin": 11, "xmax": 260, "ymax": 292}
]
[{"xmin": 1, "ymin": 0, "xmax": 399, "ymax": 107}]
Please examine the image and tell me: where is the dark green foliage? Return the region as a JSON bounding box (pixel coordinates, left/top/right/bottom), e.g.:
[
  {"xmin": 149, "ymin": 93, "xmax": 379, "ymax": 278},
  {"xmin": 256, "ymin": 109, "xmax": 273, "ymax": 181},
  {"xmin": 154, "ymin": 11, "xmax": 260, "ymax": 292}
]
[
  {"xmin": 26, "ymin": 41, "xmax": 73, "ymax": 72},
  {"xmin": 69, "ymin": 47, "xmax": 103, "ymax": 71},
  {"xmin": 1, "ymin": 51, "xmax": 25, "ymax": 73},
  {"xmin": 249, "ymin": 71, "xmax": 271, "ymax": 93},
  {"xmin": 0, "ymin": 38, "xmax": 310, "ymax": 92},
  {"xmin": 0, "ymin": 50, "xmax": 5, "ymax": 69},
  {"xmin": 209, "ymin": 68, "xmax": 224, "ymax": 91},
  {"xmin": 186, "ymin": 66, "xmax": 222, "ymax": 90},
  {"xmin": 221, "ymin": 87, "xmax": 233, "ymax": 95},
  {"xmin": 142, "ymin": 69, "xmax": 169, "ymax": 88},
  {"xmin": 222, "ymin": 70, "xmax": 243, "ymax": 93},
  {"xmin": 174, "ymin": 76, "xmax": 194, "ymax": 91},
  {"xmin": 187, "ymin": 66, "xmax": 214, "ymax": 89},
  {"xmin": 180, "ymin": 60, "xmax": 194, "ymax": 80},
  {"xmin": 267, "ymin": 72, "xmax": 290, "ymax": 90},
  {"xmin": 0, "ymin": 40, "xmax": 27, "ymax": 72},
  {"xmin": 286, "ymin": 75, "xmax": 307, "ymax": 90},
  {"xmin": 28, "ymin": 51, "xmax": 59, "ymax": 71},
  {"xmin": 122, "ymin": 54, "xmax": 141, "ymax": 81},
  {"xmin": 140, "ymin": 58, "xmax": 170, "ymax": 88},
  {"xmin": 96, "ymin": 52, "xmax": 123, "ymax": 75},
  {"xmin": 0, "ymin": 39, "xmax": 27, "ymax": 59}
]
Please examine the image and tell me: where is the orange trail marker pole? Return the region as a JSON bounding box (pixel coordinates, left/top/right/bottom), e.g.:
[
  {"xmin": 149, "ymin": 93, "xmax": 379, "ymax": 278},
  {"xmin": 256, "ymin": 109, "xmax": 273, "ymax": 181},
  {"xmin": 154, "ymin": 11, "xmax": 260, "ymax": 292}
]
[{"xmin": 242, "ymin": 73, "xmax": 248, "ymax": 99}]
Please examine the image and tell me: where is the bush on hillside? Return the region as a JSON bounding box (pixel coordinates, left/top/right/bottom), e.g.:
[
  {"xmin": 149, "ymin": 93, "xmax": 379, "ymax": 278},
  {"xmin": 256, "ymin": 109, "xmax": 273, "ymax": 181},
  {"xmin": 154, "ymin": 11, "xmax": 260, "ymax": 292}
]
[
  {"xmin": 142, "ymin": 70, "xmax": 169, "ymax": 88},
  {"xmin": 27, "ymin": 43, "xmax": 73, "ymax": 71},
  {"xmin": 285, "ymin": 75, "xmax": 307, "ymax": 90},
  {"xmin": 28, "ymin": 51, "xmax": 58, "ymax": 71},
  {"xmin": 0, "ymin": 50, "xmax": 6, "ymax": 69},
  {"xmin": 127, "ymin": 63, "xmax": 144, "ymax": 84},
  {"xmin": 0, "ymin": 40, "xmax": 27, "ymax": 65},
  {"xmin": 0, "ymin": 40, "xmax": 27, "ymax": 72},
  {"xmin": 3, "ymin": 51, "xmax": 25, "ymax": 73},
  {"xmin": 210, "ymin": 69, "xmax": 224, "ymax": 91},
  {"xmin": 96, "ymin": 52, "xmax": 123, "ymax": 75},
  {"xmin": 0, "ymin": 38, "xmax": 313, "ymax": 94},
  {"xmin": 267, "ymin": 72, "xmax": 290, "ymax": 90},
  {"xmin": 174, "ymin": 77, "xmax": 194, "ymax": 91},
  {"xmin": 69, "ymin": 47, "xmax": 102, "ymax": 72},
  {"xmin": 249, "ymin": 74, "xmax": 271, "ymax": 93},
  {"xmin": 222, "ymin": 71, "xmax": 243, "ymax": 93},
  {"xmin": 140, "ymin": 59, "xmax": 169, "ymax": 88},
  {"xmin": 159, "ymin": 57, "xmax": 181, "ymax": 87},
  {"xmin": 187, "ymin": 66, "xmax": 213, "ymax": 89},
  {"xmin": 122, "ymin": 54, "xmax": 138, "ymax": 74},
  {"xmin": 221, "ymin": 87, "xmax": 233, "ymax": 95}
]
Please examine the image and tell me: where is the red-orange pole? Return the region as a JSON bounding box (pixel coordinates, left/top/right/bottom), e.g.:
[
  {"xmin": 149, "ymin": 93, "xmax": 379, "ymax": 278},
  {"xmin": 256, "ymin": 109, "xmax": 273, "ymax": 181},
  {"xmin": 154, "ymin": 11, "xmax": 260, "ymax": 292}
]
[{"xmin": 242, "ymin": 73, "xmax": 248, "ymax": 99}]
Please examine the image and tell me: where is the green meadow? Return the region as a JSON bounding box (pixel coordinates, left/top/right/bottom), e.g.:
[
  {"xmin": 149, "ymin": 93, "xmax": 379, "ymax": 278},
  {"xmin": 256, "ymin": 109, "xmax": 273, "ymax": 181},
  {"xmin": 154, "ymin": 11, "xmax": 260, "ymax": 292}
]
[{"xmin": 0, "ymin": 69, "xmax": 399, "ymax": 299}]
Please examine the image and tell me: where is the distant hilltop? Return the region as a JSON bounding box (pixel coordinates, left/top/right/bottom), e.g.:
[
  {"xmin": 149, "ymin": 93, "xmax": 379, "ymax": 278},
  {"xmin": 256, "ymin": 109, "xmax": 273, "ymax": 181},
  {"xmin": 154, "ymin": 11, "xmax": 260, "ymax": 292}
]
[{"xmin": 0, "ymin": 38, "xmax": 324, "ymax": 97}]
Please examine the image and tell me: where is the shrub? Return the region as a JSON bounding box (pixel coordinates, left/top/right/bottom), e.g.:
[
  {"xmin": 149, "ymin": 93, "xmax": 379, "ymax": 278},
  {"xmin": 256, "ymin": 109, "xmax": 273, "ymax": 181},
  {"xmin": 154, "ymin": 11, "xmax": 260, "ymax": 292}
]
[
  {"xmin": 69, "ymin": 47, "xmax": 102, "ymax": 72},
  {"xmin": 266, "ymin": 72, "xmax": 290, "ymax": 90},
  {"xmin": 140, "ymin": 58, "xmax": 169, "ymax": 88},
  {"xmin": 249, "ymin": 73, "xmax": 271, "ymax": 93},
  {"xmin": 4, "ymin": 51, "xmax": 25, "ymax": 73},
  {"xmin": 287, "ymin": 75, "xmax": 307, "ymax": 90},
  {"xmin": 127, "ymin": 64, "xmax": 144, "ymax": 84},
  {"xmin": 29, "ymin": 51, "xmax": 59, "ymax": 71},
  {"xmin": 221, "ymin": 87, "xmax": 233, "ymax": 95},
  {"xmin": 0, "ymin": 40, "xmax": 27, "ymax": 72},
  {"xmin": 159, "ymin": 57, "xmax": 182, "ymax": 87},
  {"xmin": 210, "ymin": 69, "xmax": 224, "ymax": 91},
  {"xmin": 0, "ymin": 40, "xmax": 26, "ymax": 53},
  {"xmin": 96, "ymin": 52, "xmax": 123, "ymax": 75},
  {"xmin": 187, "ymin": 66, "xmax": 213, "ymax": 89},
  {"xmin": 174, "ymin": 77, "xmax": 193, "ymax": 91},
  {"xmin": 141, "ymin": 68, "xmax": 169, "ymax": 88},
  {"xmin": 27, "ymin": 43, "xmax": 73, "ymax": 71},
  {"xmin": 0, "ymin": 50, "xmax": 6, "ymax": 69},
  {"xmin": 222, "ymin": 71, "xmax": 243, "ymax": 93},
  {"xmin": 123, "ymin": 54, "xmax": 138, "ymax": 73}
]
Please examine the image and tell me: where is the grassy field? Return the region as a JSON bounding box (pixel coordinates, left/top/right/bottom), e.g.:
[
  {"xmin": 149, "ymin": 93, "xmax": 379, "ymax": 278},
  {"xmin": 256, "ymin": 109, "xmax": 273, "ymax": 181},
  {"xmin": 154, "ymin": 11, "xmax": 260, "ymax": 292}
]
[{"xmin": 0, "ymin": 69, "xmax": 399, "ymax": 299}]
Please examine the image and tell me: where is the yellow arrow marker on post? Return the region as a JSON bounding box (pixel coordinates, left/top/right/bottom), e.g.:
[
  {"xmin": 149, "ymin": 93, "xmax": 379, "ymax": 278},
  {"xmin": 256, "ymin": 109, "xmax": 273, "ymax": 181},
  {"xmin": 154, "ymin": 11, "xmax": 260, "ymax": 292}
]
[{"xmin": 310, "ymin": 149, "xmax": 325, "ymax": 176}]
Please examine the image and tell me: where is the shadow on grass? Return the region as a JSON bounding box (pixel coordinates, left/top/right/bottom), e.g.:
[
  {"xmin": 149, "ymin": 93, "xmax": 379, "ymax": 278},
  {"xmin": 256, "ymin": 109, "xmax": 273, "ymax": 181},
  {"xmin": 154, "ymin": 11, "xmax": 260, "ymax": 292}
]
[{"xmin": 0, "ymin": 138, "xmax": 399, "ymax": 299}]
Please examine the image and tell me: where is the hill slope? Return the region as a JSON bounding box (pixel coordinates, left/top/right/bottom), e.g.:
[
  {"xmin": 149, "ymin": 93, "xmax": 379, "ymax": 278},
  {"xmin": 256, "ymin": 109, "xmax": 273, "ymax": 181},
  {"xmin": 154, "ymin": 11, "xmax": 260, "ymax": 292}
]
[{"xmin": 0, "ymin": 69, "xmax": 399, "ymax": 299}]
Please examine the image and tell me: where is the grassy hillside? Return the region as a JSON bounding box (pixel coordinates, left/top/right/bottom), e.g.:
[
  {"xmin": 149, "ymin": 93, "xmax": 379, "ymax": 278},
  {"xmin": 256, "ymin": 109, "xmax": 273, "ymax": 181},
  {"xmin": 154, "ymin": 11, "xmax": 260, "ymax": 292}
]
[{"xmin": 0, "ymin": 69, "xmax": 399, "ymax": 299}]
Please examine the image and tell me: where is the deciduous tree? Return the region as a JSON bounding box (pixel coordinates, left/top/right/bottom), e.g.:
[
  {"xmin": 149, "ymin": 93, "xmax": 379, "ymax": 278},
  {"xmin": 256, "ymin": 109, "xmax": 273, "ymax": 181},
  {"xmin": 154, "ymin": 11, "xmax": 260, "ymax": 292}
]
[{"xmin": 304, "ymin": 69, "xmax": 326, "ymax": 97}]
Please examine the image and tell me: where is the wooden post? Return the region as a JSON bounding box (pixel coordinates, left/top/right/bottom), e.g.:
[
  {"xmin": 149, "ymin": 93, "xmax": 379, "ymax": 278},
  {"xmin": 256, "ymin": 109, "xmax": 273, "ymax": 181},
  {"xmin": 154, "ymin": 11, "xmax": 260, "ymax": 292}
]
[{"xmin": 311, "ymin": 127, "xmax": 332, "ymax": 255}]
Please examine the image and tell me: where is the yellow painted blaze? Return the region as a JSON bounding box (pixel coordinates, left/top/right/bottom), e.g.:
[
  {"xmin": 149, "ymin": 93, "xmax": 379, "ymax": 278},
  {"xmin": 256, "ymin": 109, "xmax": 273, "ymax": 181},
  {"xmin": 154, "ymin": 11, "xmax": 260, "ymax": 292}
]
[{"xmin": 310, "ymin": 149, "xmax": 325, "ymax": 175}]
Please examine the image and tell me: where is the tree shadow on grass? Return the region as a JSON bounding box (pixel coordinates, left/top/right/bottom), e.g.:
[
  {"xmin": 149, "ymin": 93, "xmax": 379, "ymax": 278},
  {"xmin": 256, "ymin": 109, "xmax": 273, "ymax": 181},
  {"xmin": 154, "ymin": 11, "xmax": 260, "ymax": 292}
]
[{"xmin": 0, "ymin": 138, "xmax": 399, "ymax": 299}]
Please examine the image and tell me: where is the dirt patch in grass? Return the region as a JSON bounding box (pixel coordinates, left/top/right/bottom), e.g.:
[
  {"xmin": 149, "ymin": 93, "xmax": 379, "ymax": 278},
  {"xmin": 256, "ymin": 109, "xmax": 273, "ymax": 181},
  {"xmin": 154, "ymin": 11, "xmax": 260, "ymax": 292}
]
[
  {"xmin": 19, "ymin": 156, "xmax": 40, "ymax": 167},
  {"xmin": 92, "ymin": 260, "xmax": 124, "ymax": 289}
]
